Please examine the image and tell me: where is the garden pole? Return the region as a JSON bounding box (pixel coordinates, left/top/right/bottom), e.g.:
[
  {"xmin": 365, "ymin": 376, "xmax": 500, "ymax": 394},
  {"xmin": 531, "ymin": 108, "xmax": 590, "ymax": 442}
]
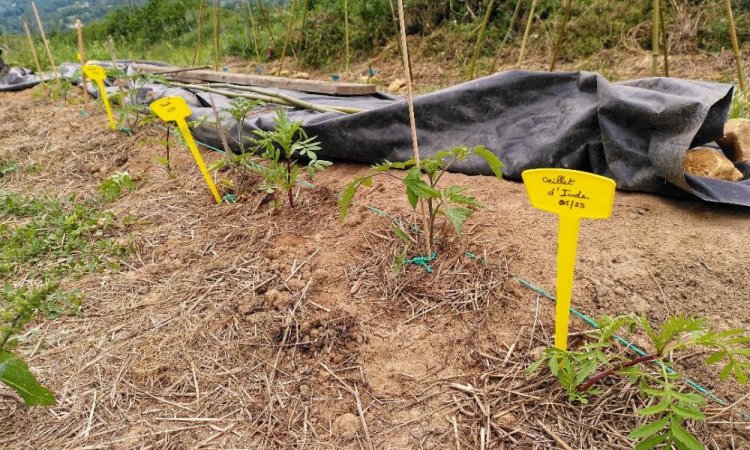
[
  {"xmin": 549, "ymin": 0, "xmax": 572, "ymax": 72},
  {"xmin": 397, "ymin": 0, "xmax": 432, "ymax": 256},
  {"xmin": 724, "ymin": 0, "xmax": 746, "ymax": 91},
  {"xmin": 246, "ymin": 0, "xmax": 262, "ymax": 64},
  {"xmin": 213, "ymin": 0, "xmax": 221, "ymax": 71},
  {"xmin": 278, "ymin": 0, "xmax": 298, "ymax": 74},
  {"xmin": 31, "ymin": 1, "xmax": 60, "ymax": 89},
  {"xmin": 22, "ymin": 21, "xmax": 48, "ymax": 95},
  {"xmin": 517, "ymin": 0, "xmax": 539, "ymax": 68},
  {"xmin": 295, "ymin": 0, "xmax": 310, "ymax": 71},
  {"xmin": 257, "ymin": 0, "xmax": 278, "ymax": 48},
  {"xmin": 193, "ymin": 0, "xmax": 206, "ymax": 65},
  {"xmin": 344, "ymin": 0, "xmax": 351, "ymax": 78},
  {"xmin": 469, "ymin": 0, "xmax": 496, "ymax": 79},
  {"xmin": 491, "ymin": 0, "xmax": 523, "ymax": 72},
  {"xmin": 659, "ymin": 0, "xmax": 669, "ymax": 77},
  {"xmin": 651, "ymin": 0, "xmax": 660, "ymax": 76},
  {"xmin": 75, "ymin": 19, "xmax": 89, "ymax": 106}
]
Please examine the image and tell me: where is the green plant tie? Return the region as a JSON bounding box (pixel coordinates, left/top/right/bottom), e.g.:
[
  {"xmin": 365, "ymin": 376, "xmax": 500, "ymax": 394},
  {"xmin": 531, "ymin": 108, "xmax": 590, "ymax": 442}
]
[
  {"xmin": 403, "ymin": 252, "xmax": 437, "ymax": 273},
  {"xmin": 222, "ymin": 193, "xmax": 237, "ymax": 204},
  {"xmin": 118, "ymin": 127, "xmax": 133, "ymax": 136}
]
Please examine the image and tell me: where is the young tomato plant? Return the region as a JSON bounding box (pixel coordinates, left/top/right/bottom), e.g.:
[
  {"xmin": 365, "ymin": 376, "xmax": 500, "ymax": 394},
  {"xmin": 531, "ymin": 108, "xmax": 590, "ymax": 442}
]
[
  {"xmin": 250, "ymin": 108, "xmax": 330, "ymax": 208},
  {"xmin": 339, "ymin": 145, "xmax": 503, "ymax": 250},
  {"xmin": 224, "ymin": 97, "xmax": 264, "ymax": 153},
  {"xmin": 528, "ymin": 315, "xmax": 750, "ymax": 449}
]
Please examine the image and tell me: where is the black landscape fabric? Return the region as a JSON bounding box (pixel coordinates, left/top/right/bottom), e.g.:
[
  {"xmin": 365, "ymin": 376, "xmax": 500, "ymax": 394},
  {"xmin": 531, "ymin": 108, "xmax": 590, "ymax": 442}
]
[{"xmin": 5, "ymin": 63, "xmax": 749, "ymax": 206}]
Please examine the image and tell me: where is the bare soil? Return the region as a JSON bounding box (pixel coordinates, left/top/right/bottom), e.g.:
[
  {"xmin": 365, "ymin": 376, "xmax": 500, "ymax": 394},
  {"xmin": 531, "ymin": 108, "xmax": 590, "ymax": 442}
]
[{"xmin": 0, "ymin": 83, "xmax": 749, "ymax": 449}]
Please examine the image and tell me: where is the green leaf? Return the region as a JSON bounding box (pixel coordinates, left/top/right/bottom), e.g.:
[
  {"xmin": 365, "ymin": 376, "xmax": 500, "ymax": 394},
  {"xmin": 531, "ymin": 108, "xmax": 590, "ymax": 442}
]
[
  {"xmin": 671, "ymin": 391, "xmax": 705, "ymax": 405},
  {"xmin": 405, "ymin": 186, "xmax": 419, "ymax": 209},
  {"xmin": 633, "ymin": 433, "xmax": 668, "ymax": 450},
  {"xmin": 719, "ymin": 361, "xmax": 734, "ymax": 381},
  {"xmin": 734, "ymin": 364, "xmax": 748, "ymax": 384},
  {"xmin": 472, "ymin": 145, "xmax": 504, "ymax": 179},
  {"xmin": 0, "ymin": 351, "xmax": 55, "ymax": 406},
  {"xmin": 637, "ymin": 400, "xmax": 670, "ymax": 416},
  {"xmin": 402, "ymin": 168, "xmax": 441, "ymax": 199},
  {"xmin": 442, "ymin": 207, "xmax": 472, "ymax": 234},
  {"xmin": 339, "ymin": 175, "xmax": 373, "ymax": 221},
  {"xmin": 390, "ymin": 222, "xmax": 413, "ymax": 246},
  {"xmin": 670, "ymin": 419, "xmax": 705, "ymax": 450},
  {"xmin": 705, "ymin": 351, "xmax": 726, "ymax": 365},
  {"xmin": 671, "ymin": 403, "xmax": 706, "ymax": 421},
  {"xmin": 629, "ymin": 417, "xmax": 669, "ymax": 440}
]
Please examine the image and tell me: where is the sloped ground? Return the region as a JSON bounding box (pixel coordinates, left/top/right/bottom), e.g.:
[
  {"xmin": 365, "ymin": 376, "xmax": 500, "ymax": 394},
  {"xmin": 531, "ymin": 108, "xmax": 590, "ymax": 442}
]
[{"xmin": 0, "ymin": 88, "xmax": 749, "ymax": 449}]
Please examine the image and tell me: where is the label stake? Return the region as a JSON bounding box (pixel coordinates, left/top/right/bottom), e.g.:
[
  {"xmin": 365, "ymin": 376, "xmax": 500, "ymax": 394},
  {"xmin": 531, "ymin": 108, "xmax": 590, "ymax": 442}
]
[{"xmin": 82, "ymin": 64, "xmax": 115, "ymax": 130}]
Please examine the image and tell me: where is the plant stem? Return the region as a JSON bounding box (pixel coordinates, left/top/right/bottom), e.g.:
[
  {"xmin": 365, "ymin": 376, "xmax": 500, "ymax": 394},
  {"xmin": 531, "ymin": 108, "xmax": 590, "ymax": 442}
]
[
  {"xmin": 286, "ymin": 156, "xmax": 294, "ymax": 207},
  {"xmin": 578, "ymin": 354, "xmax": 657, "ymax": 392}
]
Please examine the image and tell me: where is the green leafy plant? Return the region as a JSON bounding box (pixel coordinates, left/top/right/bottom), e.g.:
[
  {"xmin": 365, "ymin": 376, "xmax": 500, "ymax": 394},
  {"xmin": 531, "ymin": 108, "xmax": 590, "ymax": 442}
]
[
  {"xmin": 0, "ymin": 283, "xmax": 57, "ymax": 406},
  {"xmin": 0, "ymin": 160, "xmax": 20, "ymax": 178},
  {"xmin": 249, "ymin": 108, "xmax": 330, "ymax": 208},
  {"xmin": 339, "ymin": 145, "xmax": 503, "ymax": 250},
  {"xmin": 528, "ymin": 315, "xmax": 750, "ymax": 449},
  {"xmin": 224, "ymin": 97, "xmax": 264, "ymax": 153},
  {"xmin": 97, "ymin": 171, "xmax": 136, "ymax": 202}
]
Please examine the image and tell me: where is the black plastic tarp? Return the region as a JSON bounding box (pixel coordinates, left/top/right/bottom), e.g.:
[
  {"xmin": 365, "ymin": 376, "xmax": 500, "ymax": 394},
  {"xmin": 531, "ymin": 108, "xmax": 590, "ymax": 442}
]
[{"xmin": 5, "ymin": 62, "xmax": 750, "ymax": 206}]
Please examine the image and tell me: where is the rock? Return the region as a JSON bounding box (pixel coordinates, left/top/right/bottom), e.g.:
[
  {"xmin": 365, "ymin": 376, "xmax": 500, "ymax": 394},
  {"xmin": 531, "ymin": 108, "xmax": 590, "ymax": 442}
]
[
  {"xmin": 718, "ymin": 118, "xmax": 750, "ymax": 162},
  {"xmin": 630, "ymin": 294, "xmax": 651, "ymax": 315},
  {"xmin": 114, "ymin": 154, "xmax": 129, "ymax": 167},
  {"xmin": 388, "ymin": 78, "xmax": 406, "ymax": 92},
  {"xmin": 683, "ymin": 147, "xmax": 742, "ymax": 182},
  {"xmin": 287, "ymin": 278, "xmax": 306, "ymax": 291},
  {"xmin": 332, "ymin": 412, "xmax": 360, "ymax": 440},
  {"xmin": 291, "ymin": 72, "xmax": 310, "ymax": 79}
]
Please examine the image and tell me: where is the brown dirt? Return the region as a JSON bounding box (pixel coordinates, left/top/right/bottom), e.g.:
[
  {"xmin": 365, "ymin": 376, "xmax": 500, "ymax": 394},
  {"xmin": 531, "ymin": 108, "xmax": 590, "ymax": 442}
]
[{"xmin": 0, "ymin": 81, "xmax": 749, "ymax": 449}]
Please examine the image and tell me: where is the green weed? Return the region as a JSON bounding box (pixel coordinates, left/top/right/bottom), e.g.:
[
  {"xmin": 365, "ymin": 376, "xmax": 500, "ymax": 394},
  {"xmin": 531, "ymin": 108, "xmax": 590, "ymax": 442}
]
[{"xmin": 98, "ymin": 172, "xmax": 136, "ymax": 203}]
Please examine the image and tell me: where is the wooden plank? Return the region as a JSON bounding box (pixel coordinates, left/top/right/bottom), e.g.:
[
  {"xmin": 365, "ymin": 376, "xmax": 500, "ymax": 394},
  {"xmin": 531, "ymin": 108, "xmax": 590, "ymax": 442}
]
[{"xmin": 130, "ymin": 62, "xmax": 376, "ymax": 96}]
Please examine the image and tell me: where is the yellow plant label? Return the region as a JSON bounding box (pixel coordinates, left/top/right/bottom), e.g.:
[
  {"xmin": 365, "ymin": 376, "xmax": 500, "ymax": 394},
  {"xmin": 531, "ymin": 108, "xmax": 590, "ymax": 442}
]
[
  {"xmin": 522, "ymin": 168, "xmax": 616, "ymax": 351},
  {"xmin": 149, "ymin": 96, "xmax": 193, "ymax": 122},
  {"xmin": 82, "ymin": 64, "xmax": 115, "ymax": 130},
  {"xmin": 522, "ymin": 168, "xmax": 616, "ymax": 219},
  {"xmin": 82, "ymin": 64, "xmax": 106, "ymax": 81},
  {"xmin": 149, "ymin": 96, "xmax": 222, "ymax": 204}
]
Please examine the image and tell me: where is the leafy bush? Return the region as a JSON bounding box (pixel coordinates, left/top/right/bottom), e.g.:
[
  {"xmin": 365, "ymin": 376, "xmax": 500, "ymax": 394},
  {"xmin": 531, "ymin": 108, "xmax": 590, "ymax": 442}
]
[{"xmin": 529, "ymin": 315, "xmax": 750, "ymax": 449}]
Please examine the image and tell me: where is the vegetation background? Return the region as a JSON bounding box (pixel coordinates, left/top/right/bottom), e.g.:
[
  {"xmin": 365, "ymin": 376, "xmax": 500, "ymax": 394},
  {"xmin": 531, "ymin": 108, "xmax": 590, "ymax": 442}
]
[{"xmin": 2, "ymin": 0, "xmax": 750, "ymax": 84}]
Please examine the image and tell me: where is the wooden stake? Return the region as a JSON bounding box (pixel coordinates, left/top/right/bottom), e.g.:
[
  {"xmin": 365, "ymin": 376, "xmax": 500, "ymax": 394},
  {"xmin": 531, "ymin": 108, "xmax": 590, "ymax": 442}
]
[
  {"xmin": 213, "ymin": 0, "xmax": 221, "ymax": 71},
  {"xmin": 549, "ymin": 0, "xmax": 572, "ymax": 72},
  {"xmin": 106, "ymin": 36, "xmax": 127, "ymax": 104},
  {"xmin": 344, "ymin": 0, "xmax": 351, "ymax": 78},
  {"xmin": 295, "ymin": 0, "xmax": 310, "ymax": 71},
  {"xmin": 397, "ymin": 0, "xmax": 432, "ymax": 256},
  {"xmin": 517, "ymin": 0, "xmax": 539, "ymax": 68},
  {"xmin": 469, "ymin": 0, "xmax": 496, "ymax": 79},
  {"xmin": 75, "ymin": 19, "xmax": 89, "ymax": 106},
  {"xmin": 651, "ymin": 0, "xmax": 660, "ymax": 76},
  {"xmin": 278, "ymin": 0, "xmax": 298, "ymax": 75},
  {"xmin": 22, "ymin": 21, "xmax": 48, "ymax": 95},
  {"xmin": 724, "ymin": 0, "xmax": 746, "ymax": 91},
  {"xmin": 491, "ymin": 0, "xmax": 523, "ymax": 73},
  {"xmin": 257, "ymin": 0, "xmax": 278, "ymax": 47},
  {"xmin": 193, "ymin": 0, "xmax": 206, "ymax": 65},
  {"xmin": 659, "ymin": 0, "xmax": 669, "ymax": 77},
  {"xmin": 31, "ymin": 1, "xmax": 58, "ymax": 80},
  {"xmin": 245, "ymin": 0, "xmax": 262, "ymax": 64}
]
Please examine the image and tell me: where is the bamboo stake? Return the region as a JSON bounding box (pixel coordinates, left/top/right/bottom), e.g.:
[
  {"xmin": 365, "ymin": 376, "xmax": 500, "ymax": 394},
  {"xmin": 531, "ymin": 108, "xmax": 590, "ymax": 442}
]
[
  {"xmin": 549, "ymin": 0, "xmax": 572, "ymax": 72},
  {"xmin": 257, "ymin": 0, "xmax": 278, "ymax": 47},
  {"xmin": 659, "ymin": 0, "xmax": 669, "ymax": 77},
  {"xmin": 169, "ymin": 81, "xmax": 364, "ymax": 114},
  {"xmin": 106, "ymin": 36, "xmax": 128, "ymax": 105},
  {"xmin": 388, "ymin": 0, "xmax": 405, "ymax": 63},
  {"xmin": 397, "ymin": 0, "xmax": 432, "ymax": 256},
  {"xmin": 193, "ymin": 0, "xmax": 206, "ymax": 65},
  {"xmin": 22, "ymin": 21, "xmax": 48, "ymax": 95},
  {"xmin": 651, "ymin": 0, "xmax": 660, "ymax": 76},
  {"xmin": 469, "ymin": 0, "xmax": 496, "ymax": 79},
  {"xmin": 295, "ymin": 0, "xmax": 310, "ymax": 71},
  {"xmin": 31, "ymin": 1, "xmax": 60, "ymax": 90},
  {"xmin": 245, "ymin": 0, "xmax": 262, "ymax": 64},
  {"xmin": 75, "ymin": 19, "xmax": 89, "ymax": 106},
  {"xmin": 278, "ymin": 0, "xmax": 298, "ymax": 75},
  {"xmin": 213, "ymin": 0, "xmax": 221, "ymax": 71},
  {"xmin": 517, "ymin": 0, "xmax": 539, "ymax": 68},
  {"xmin": 344, "ymin": 0, "xmax": 351, "ymax": 78},
  {"xmin": 724, "ymin": 0, "xmax": 746, "ymax": 91},
  {"xmin": 491, "ymin": 0, "xmax": 523, "ymax": 72}
]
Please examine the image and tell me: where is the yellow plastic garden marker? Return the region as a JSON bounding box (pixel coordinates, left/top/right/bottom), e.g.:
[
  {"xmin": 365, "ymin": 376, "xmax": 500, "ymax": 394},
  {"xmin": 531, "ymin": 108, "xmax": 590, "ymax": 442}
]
[
  {"xmin": 82, "ymin": 64, "xmax": 115, "ymax": 130},
  {"xmin": 522, "ymin": 168, "xmax": 616, "ymax": 351},
  {"xmin": 149, "ymin": 96, "xmax": 222, "ymax": 204}
]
